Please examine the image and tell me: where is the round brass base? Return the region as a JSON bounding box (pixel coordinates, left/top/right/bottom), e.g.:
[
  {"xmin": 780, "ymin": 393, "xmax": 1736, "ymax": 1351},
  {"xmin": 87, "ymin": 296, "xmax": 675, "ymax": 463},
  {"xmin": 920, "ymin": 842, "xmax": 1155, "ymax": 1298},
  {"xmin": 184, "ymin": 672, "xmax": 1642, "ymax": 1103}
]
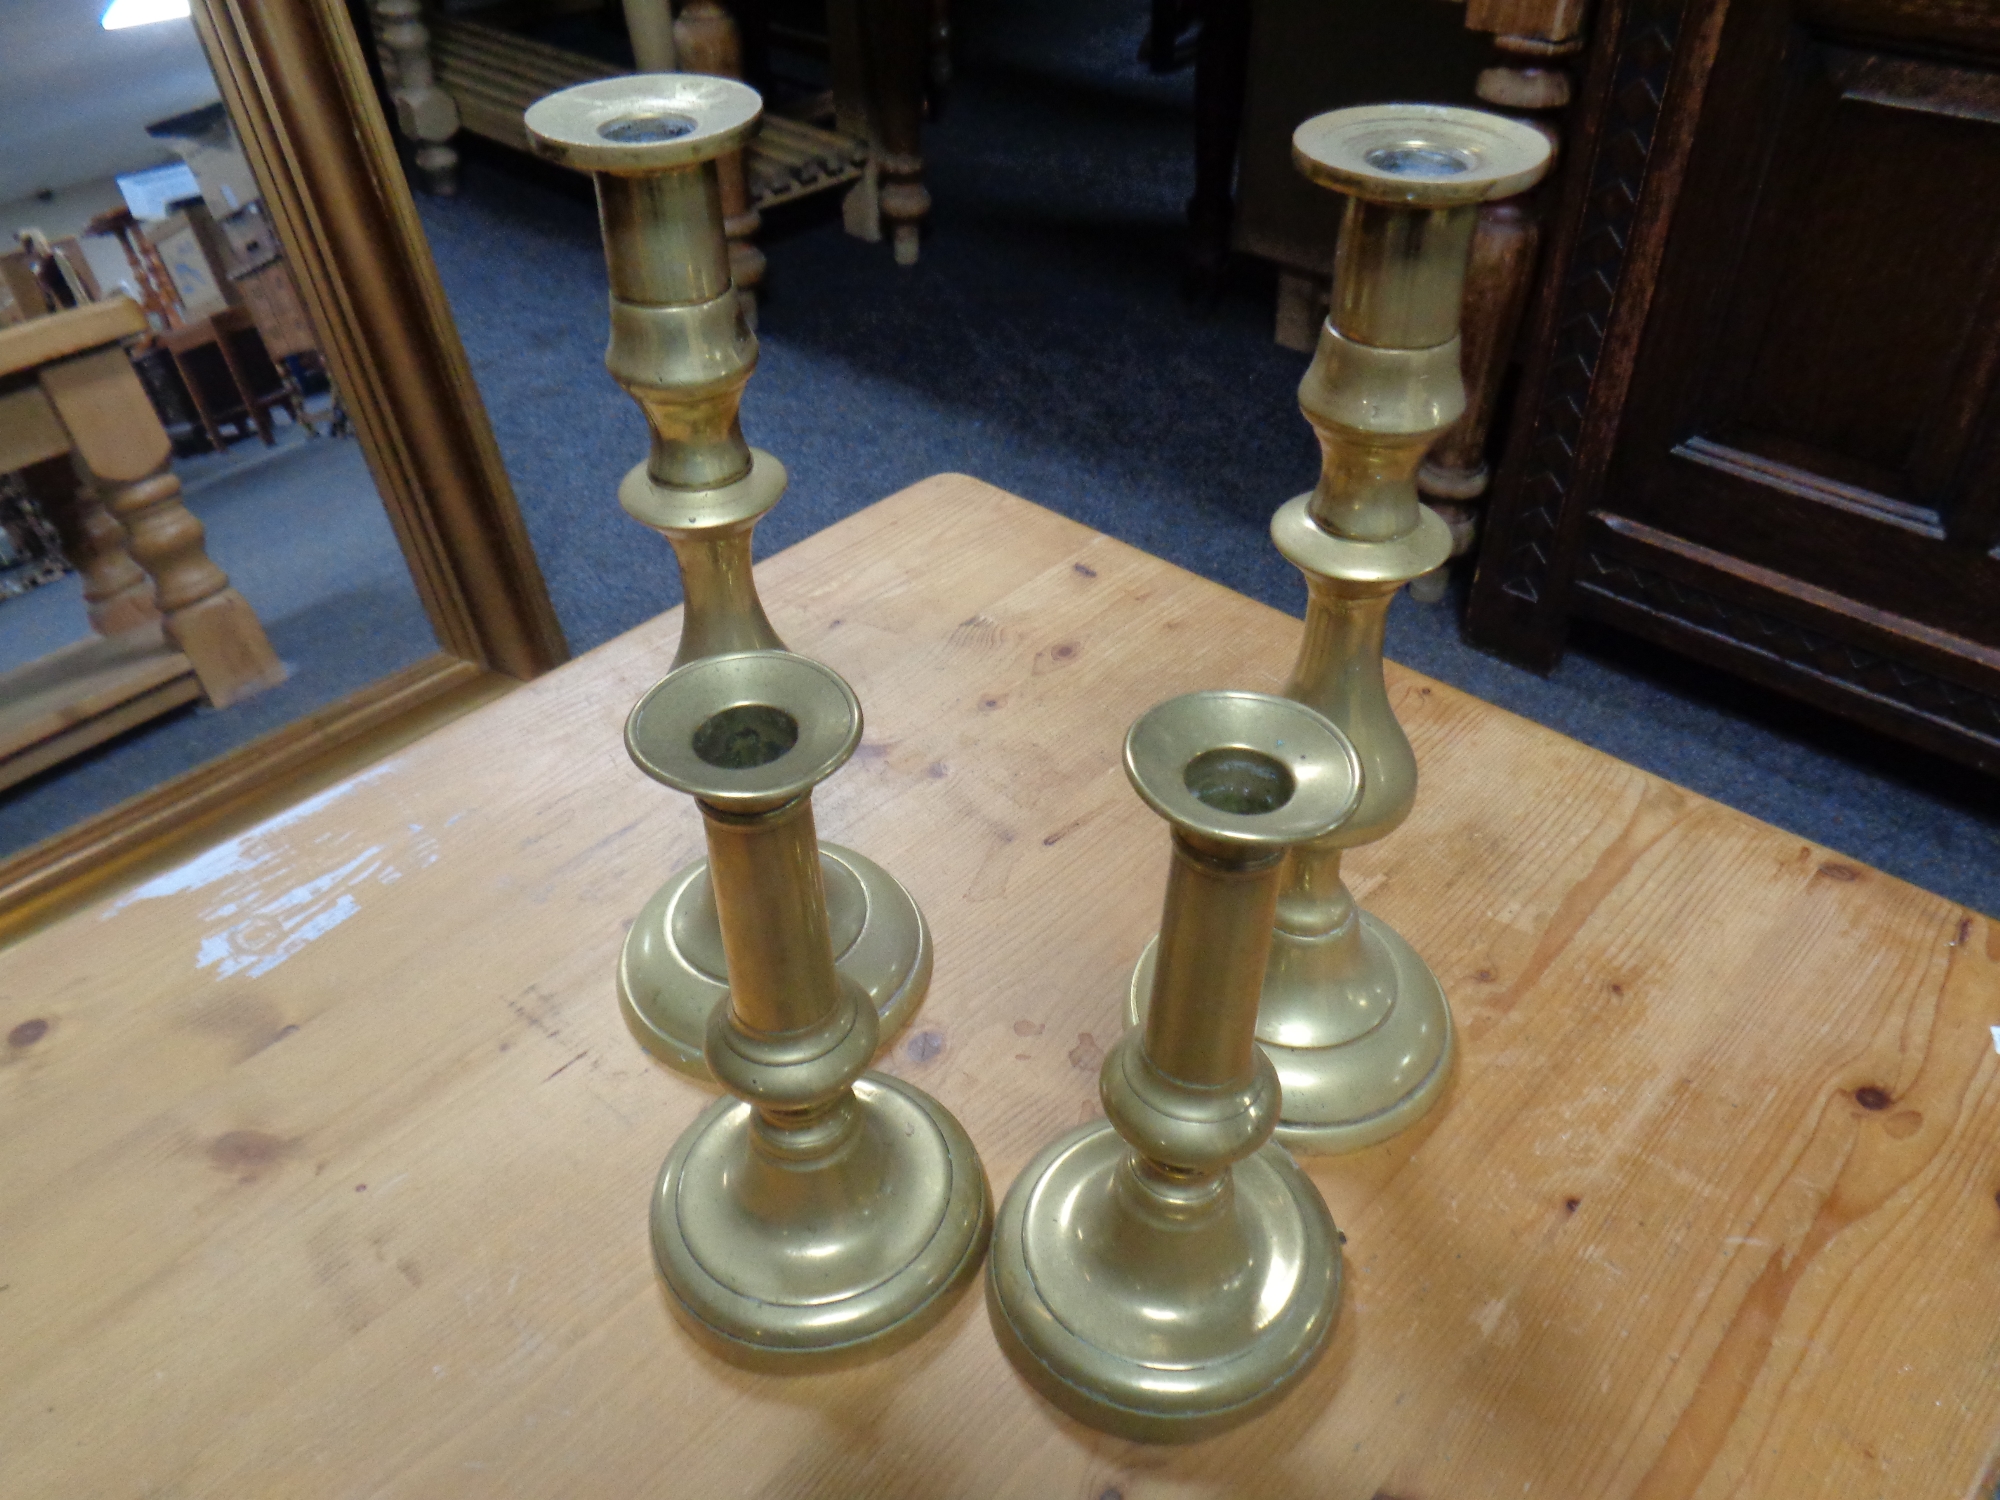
[
  {"xmin": 987, "ymin": 1122, "xmax": 1340, "ymax": 1442},
  {"xmin": 652, "ymin": 1074, "xmax": 991, "ymax": 1368},
  {"xmin": 620, "ymin": 843, "xmax": 931, "ymax": 1076},
  {"xmin": 1127, "ymin": 911, "xmax": 1453, "ymax": 1154}
]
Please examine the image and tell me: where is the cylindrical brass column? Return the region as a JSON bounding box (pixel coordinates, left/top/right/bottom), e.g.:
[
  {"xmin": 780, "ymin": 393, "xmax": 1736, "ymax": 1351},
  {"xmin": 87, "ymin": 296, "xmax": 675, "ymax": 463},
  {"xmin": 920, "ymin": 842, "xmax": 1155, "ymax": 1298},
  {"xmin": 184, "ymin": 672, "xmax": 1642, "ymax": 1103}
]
[
  {"xmin": 524, "ymin": 77, "xmax": 930, "ymax": 1079},
  {"xmin": 629, "ymin": 650, "xmax": 990, "ymax": 1364},
  {"xmin": 1129, "ymin": 106, "xmax": 1549, "ymax": 1154},
  {"xmin": 991, "ymin": 691, "xmax": 1361, "ymax": 1441}
]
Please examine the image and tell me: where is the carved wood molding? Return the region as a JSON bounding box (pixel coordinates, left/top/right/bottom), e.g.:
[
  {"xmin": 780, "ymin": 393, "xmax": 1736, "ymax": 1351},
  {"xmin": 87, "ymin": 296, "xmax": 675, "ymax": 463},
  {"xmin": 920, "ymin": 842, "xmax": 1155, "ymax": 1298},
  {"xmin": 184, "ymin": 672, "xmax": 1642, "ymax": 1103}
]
[
  {"xmin": 1493, "ymin": 1, "xmax": 1685, "ymax": 612},
  {"xmin": 1577, "ymin": 549, "xmax": 2000, "ymax": 750}
]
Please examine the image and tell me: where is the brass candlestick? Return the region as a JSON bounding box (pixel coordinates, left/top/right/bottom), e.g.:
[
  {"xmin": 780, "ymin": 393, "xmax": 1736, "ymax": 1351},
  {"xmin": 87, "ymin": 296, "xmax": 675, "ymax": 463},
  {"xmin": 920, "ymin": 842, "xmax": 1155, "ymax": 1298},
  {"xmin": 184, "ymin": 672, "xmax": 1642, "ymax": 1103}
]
[
  {"xmin": 525, "ymin": 77, "xmax": 930, "ymax": 1079},
  {"xmin": 1128, "ymin": 106, "xmax": 1549, "ymax": 1154},
  {"xmin": 629, "ymin": 650, "xmax": 990, "ymax": 1365},
  {"xmin": 991, "ymin": 691, "xmax": 1361, "ymax": 1441}
]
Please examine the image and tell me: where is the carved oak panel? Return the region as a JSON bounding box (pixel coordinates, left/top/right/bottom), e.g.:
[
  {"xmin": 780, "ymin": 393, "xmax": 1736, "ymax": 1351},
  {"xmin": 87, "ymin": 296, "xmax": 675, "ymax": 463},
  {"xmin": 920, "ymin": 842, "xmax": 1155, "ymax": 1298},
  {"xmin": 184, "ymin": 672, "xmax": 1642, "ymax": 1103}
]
[{"xmin": 1469, "ymin": 0, "xmax": 2000, "ymax": 772}]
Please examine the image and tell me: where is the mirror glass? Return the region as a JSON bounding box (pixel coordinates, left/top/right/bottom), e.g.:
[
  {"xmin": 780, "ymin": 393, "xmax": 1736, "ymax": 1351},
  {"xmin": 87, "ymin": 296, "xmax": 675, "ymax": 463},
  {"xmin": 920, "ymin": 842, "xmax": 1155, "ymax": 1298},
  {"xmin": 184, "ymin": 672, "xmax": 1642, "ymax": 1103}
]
[
  {"xmin": 379, "ymin": 0, "xmax": 879, "ymax": 663},
  {"xmin": 0, "ymin": 0, "xmax": 438, "ymax": 864}
]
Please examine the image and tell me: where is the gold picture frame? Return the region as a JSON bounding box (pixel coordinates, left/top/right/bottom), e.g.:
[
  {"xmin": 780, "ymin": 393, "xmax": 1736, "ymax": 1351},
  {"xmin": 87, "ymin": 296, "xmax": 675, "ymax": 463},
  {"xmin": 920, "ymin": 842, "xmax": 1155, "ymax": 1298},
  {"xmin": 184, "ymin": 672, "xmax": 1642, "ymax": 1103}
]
[{"xmin": 0, "ymin": 0, "xmax": 568, "ymax": 934}]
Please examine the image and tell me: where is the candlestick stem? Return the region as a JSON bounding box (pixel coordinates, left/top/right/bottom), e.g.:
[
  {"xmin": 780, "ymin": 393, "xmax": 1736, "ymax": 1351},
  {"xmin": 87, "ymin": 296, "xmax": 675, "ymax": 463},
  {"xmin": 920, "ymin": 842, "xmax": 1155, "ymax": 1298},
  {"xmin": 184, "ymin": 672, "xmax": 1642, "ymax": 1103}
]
[{"xmin": 526, "ymin": 77, "xmax": 930, "ymax": 1078}]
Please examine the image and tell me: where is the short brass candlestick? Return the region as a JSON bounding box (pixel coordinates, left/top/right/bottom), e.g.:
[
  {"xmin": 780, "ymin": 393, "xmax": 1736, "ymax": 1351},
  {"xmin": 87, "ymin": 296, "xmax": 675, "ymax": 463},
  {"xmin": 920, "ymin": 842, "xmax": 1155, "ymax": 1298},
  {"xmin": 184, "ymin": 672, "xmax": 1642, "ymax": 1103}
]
[
  {"xmin": 525, "ymin": 77, "xmax": 930, "ymax": 1079},
  {"xmin": 630, "ymin": 650, "xmax": 990, "ymax": 1365},
  {"xmin": 1128, "ymin": 106, "xmax": 1549, "ymax": 1154},
  {"xmin": 991, "ymin": 691, "xmax": 1361, "ymax": 1441}
]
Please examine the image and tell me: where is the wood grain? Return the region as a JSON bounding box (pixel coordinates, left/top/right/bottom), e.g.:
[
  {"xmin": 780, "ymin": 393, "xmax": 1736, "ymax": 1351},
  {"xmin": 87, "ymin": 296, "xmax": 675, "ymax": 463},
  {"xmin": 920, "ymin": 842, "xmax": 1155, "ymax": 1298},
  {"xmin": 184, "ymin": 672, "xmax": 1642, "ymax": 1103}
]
[
  {"xmin": 0, "ymin": 386, "xmax": 72, "ymax": 472},
  {"xmin": 2, "ymin": 475, "xmax": 1995, "ymax": 1499},
  {"xmin": 1469, "ymin": 0, "xmax": 2000, "ymax": 773},
  {"xmin": 0, "ymin": 297, "xmax": 147, "ymax": 379},
  {"xmin": 0, "ymin": 627, "xmax": 198, "ymax": 788}
]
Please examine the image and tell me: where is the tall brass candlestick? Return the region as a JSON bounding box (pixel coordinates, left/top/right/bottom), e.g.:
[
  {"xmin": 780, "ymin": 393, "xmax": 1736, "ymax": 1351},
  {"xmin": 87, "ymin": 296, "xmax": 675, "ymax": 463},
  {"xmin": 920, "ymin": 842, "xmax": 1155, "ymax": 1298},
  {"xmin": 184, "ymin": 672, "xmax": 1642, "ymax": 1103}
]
[
  {"xmin": 991, "ymin": 691, "xmax": 1360, "ymax": 1441},
  {"xmin": 629, "ymin": 651, "xmax": 990, "ymax": 1364},
  {"xmin": 1129, "ymin": 107, "xmax": 1549, "ymax": 1153},
  {"xmin": 525, "ymin": 77, "xmax": 930, "ymax": 1078}
]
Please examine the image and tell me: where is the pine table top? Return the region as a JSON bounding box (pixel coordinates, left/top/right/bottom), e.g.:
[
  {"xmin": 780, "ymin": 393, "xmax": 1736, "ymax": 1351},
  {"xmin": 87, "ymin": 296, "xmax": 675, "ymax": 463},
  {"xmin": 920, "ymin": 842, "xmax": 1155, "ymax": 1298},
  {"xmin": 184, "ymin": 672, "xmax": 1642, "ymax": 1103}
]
[{"xmin": 3, "ymin": 474, "xmax": 1995, "ymax": 1499}]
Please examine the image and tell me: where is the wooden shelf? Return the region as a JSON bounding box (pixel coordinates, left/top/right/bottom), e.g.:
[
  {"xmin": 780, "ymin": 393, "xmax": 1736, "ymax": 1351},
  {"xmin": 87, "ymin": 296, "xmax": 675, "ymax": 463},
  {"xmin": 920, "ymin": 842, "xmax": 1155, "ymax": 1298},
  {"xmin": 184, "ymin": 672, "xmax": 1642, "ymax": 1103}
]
[
  {"xmin": 0, "ymin": 624, "xmax": 201, "ymax": 791},
  {"xmin": 431, "ymin": 18, "xmax": 867, "ymax": 209}
]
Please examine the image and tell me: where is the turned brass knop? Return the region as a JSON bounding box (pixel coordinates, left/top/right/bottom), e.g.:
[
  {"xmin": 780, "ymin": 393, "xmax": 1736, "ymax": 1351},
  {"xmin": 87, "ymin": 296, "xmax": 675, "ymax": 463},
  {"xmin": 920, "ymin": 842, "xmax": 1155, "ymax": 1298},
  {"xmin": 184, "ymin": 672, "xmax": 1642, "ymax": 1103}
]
[
  {"xmin": 525, "ymin": 77, "xmax": 931, "ymax": 1079},
  {"xmin": 525, "ymin": 74, "xmax": 778, "ymax": 665},
  {"xmin": 630, "ymin": 651, "xmax": 989, "ymax": 1365},
  {"xmin": 1131, "ymin": 105, "xmax": 1549, "ymax": 1154},
  {"xmin": 991, "ymin": 690, "xmax": 1361, "ymax": 1442}
]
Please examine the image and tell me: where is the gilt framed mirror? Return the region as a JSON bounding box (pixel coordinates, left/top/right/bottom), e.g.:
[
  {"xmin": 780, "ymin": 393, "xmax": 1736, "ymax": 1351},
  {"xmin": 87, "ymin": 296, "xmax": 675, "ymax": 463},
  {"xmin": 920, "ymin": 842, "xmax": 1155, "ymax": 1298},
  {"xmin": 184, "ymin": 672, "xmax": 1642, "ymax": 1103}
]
[{"xmin": 0, "ymin": 0, "xmax": 566, "ymax": 933}]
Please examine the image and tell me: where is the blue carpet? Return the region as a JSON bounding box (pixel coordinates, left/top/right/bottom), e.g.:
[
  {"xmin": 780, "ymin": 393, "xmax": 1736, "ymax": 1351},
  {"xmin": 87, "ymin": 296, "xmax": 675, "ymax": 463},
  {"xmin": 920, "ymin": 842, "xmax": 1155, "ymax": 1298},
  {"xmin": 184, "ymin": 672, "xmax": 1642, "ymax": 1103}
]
[
  {"xmin": 410, "ymin": 1, "xmax": 1999, "ymax": 917},
  {"xmin": 6, "ymin": 0, "xmax": 1990, "ymax": 915}
]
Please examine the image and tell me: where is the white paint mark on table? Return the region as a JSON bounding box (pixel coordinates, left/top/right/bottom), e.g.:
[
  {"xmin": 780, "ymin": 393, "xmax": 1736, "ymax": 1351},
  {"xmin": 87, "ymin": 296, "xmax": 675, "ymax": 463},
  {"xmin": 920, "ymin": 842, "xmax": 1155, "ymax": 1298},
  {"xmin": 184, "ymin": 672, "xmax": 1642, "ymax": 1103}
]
[
  {"xmin": 1991, "ymin": 1024, "xmax": 1999, "ymax": 1056},
  {"xmin": 100, "ymin": 764, "xmax": 400, "ymax": 916},
  {"xmin": 95, "ymin": 759, "xmax": 458, "ymax": 978},
  {"xmin": 197, "ymin": 850, "xmax": 379, "ymax": 978}
]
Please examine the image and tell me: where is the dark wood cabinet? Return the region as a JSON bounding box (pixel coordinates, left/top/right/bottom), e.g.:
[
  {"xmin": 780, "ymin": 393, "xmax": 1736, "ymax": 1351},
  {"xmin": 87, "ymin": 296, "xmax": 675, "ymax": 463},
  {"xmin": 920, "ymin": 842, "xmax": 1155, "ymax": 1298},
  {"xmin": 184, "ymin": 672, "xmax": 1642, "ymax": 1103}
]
[{"xmin": 1468, "ymin": 0, "xmax": 2000, "ymax": 772}]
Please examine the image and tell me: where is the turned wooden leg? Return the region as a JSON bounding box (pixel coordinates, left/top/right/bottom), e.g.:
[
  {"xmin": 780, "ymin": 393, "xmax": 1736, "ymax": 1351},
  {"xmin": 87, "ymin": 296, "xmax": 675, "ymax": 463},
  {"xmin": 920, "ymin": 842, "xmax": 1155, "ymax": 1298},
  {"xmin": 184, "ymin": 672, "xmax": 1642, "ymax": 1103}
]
[
  {"xmin": 1413, "ymin": 20, "xmax": 1581, "ymax": 600},
  {"xmin": 22, "ymin": 464, "xmax": 156, "ymax": 640},
  {"xmin": 168, "ymin": 346, "xmax": 228, "ymax": 455},
  {"xmin": 39, "ymin": 347, "xmax": 286, "ymax": 708},
  {"xmin": 829, "ymin": 0, "xmax": 880, "ymax": 241},
  {"xmin": 27, "ymin": 456, "xmax": 159, "ymax": 635},
  {"xmin": 855, "ymin": 0, "xmax": 931, "ymax": 265},
  {"xmin": 676, "ymin": 2, "xmax": 767, "ymax": 319},
  {"xmin": 104, "ymin": 470, "xmax": 288, "ymax": 707},
  {"xmin": 372, "ymin": 0, "xmax": 462, "ymax": 195}
]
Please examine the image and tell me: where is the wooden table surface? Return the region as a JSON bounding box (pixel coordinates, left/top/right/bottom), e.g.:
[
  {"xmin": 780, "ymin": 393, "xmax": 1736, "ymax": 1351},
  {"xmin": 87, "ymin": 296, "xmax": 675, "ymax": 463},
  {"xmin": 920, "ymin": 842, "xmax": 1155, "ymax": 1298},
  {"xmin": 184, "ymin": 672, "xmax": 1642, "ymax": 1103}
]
[{"xmin": 4, "ymin": 477, "xmax": 1996, "ymax": 1499}]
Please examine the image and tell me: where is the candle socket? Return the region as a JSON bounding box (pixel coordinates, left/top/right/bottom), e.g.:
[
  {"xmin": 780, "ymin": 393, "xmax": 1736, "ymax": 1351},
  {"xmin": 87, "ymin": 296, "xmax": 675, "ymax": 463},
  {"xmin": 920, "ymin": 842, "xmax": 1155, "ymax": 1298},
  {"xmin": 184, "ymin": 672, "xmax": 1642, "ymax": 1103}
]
[
  {"xmin": 525, "ymin": 77, "xmax": 930, "ymax": 1080},
  {"xmin": 1129, "ymin": 106, "xmax": 1549, "ymax": 1154},
  {"xmin": 991, "ymin": 691, "xmax": 1362, "ymax": 1441},
  {"xmin": 627, "ymin": 651, "xmax": 989, "ymax": 1366}
]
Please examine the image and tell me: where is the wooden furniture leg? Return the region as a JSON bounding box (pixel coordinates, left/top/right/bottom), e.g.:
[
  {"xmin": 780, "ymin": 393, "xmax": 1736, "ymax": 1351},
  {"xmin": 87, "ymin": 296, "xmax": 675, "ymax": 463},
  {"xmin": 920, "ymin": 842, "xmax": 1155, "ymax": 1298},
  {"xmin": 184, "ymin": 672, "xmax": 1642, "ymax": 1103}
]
[
  {"xmin": 216, "ymin": 338, "xmax": 278, "ymax": 447},
  {"xmin": 830, "ymin": 0, "xmax": 883, "ymax": 245},
  {"xmin": 844, "ymin": 0, "xmax": 931, "ymax": 265},
  {"xmin": 212, "ymin": 310, "xmax": 293, "ymax": 446},
  {"xmin": 165, "ymin": 343, "xmax": 228, "ymax": 454},
  {"xmin": 372, "ymin": 0, "xmax": 462, "ymax": 195},
  {"xmin": 1411, "ymin": 1, "xmax": 1587, "ymax": 602},
  {"xmin": 1185, "ymin": 0, "xmax": 1254, "ymax": 303},
  {"xmin": 87, "ymin": 210, "xmax": 181, "ymax": 329},
  {"xmin": 675, "ymin": 2, "xmax": 767, "ymax": 318},
  {"xmin": 26, "ymin": 456, "xmax": 159, "ymax": 635},
  {"xmin": 39, "ymin": 348, "xmax": 286, "ymax": 708}
]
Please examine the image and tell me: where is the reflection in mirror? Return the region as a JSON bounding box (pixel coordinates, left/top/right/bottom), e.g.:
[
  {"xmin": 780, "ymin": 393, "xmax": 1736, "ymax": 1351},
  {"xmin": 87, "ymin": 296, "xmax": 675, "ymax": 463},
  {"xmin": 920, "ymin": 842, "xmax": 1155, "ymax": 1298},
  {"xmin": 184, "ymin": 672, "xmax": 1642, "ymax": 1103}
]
[
  {"xmin": 367, "ymin": 0, "xmax": 891, "ymax": 658},
  {"xmin": 0, "ymin": 0, "xmax": 438, "ymax": 863}
]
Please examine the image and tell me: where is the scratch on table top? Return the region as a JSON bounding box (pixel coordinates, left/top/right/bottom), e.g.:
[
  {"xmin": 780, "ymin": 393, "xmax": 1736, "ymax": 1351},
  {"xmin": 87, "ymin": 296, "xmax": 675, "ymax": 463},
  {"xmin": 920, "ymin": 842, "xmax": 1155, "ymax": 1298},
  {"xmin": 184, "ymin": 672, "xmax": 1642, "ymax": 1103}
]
[{"xmin": 1471, "ymin": 1296, "xmax": 1519, "ymax": 1345}]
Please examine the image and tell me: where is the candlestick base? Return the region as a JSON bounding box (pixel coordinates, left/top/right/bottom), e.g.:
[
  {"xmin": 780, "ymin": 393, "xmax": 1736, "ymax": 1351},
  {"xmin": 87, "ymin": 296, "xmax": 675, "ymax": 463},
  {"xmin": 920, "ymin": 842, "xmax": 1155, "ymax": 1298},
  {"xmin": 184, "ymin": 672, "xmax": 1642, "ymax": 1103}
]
[
  {"xmin": 987, "ymin": 1119, "xmax": 1340, "ymax": 1443},
  {"xmin": 1129, "ymin": 908, "xmax": 1453, "ymax": 1154},
  {"xmin": 652, "ymin": 1070, "xmax": 990, "ymax": 1367},
  {"xmin": 620, "ymin": 843, "xmax": 931, "ymax": 1077}
]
